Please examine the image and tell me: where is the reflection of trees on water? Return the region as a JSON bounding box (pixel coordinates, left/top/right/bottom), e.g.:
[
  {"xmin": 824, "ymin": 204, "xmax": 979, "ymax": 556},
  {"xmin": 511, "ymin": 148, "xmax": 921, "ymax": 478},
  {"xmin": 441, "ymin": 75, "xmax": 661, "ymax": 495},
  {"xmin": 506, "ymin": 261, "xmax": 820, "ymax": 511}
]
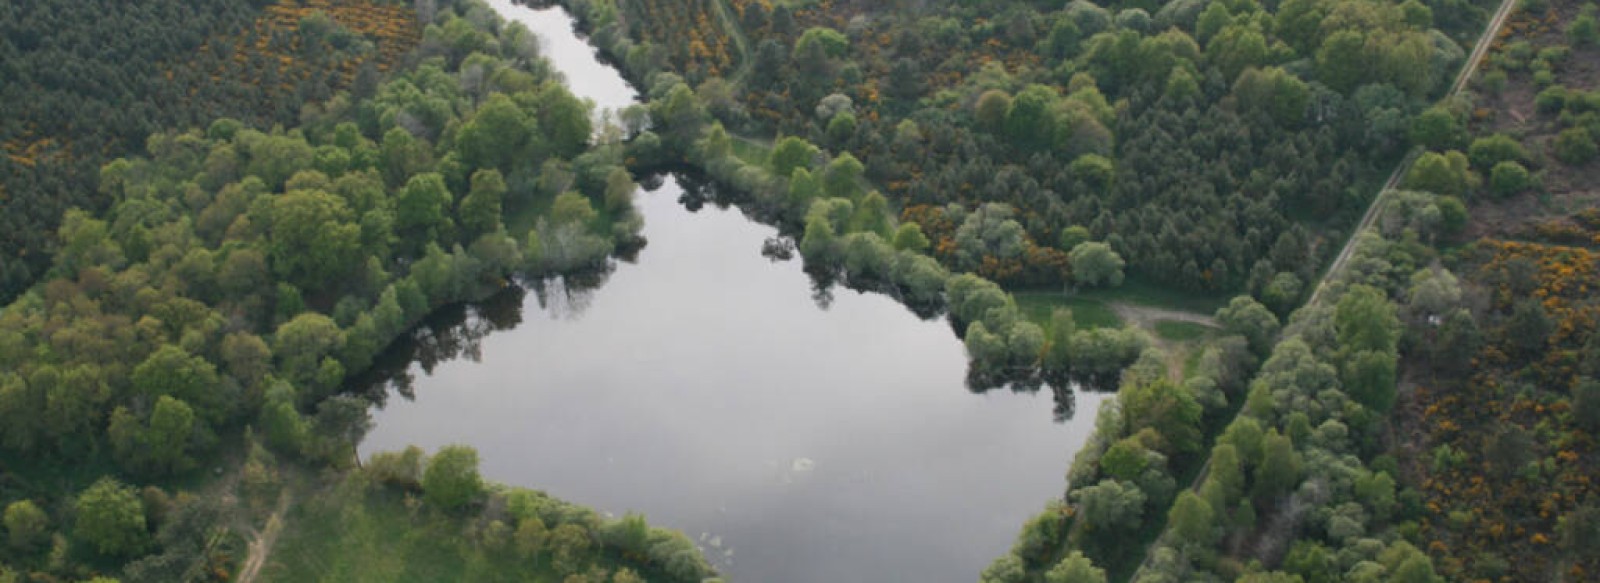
[
  {"xmin": 524, "ymin": 270, "xmax": 613, "ymax": 320},
  {"xmin": 355, "ymin": 266, "xmax": 616, "ymax": 408},
  {"xmin": 359, "ymin": 169, "xmax": 1092, "ymax": 425},
  {"xmin": 676, "ymin": 168, "xmax": 1094, "ymax": 424}
]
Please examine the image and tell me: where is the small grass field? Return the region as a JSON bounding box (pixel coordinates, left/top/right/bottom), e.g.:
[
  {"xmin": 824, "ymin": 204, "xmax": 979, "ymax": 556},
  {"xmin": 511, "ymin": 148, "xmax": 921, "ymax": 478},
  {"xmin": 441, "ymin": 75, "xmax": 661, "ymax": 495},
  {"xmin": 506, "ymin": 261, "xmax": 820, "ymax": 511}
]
[
  {"xmin": 1013, "ymin": 291, "xmax": 1123, "ymax": 330},
  {"xmin": 260, "ymin": 477, "xmax": 562, "ymax": 583},
  {"xmin": 1069, "ymin": 278, "xmax": 1229, "ymax": 315},
  {"xmin": 1152, "ymin": 320, "xmax": 1211, "ymax": 342}
]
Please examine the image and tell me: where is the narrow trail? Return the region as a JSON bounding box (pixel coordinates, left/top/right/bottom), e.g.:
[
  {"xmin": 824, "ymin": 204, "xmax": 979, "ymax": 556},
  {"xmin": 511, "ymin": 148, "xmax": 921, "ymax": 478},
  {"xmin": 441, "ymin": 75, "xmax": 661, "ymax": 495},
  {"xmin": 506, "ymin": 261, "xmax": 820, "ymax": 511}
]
[
  {"xmin": 1128, "ymin": 0, "xmax": 1521, "ymax": 578},
  {"xmin": 236, "ymin": 491, "xmax": 292, "ymax": 583},
  {"xmin": 1107, "ymin": 302, "xmax": 1217, "ymax": 330},
  {"xmin": 1306, "ymin": 0, "xmax": 1520, "ymax": 307},
  {"xmin": 708, "ymin": 0, "xmax": 754, "ymax": 85}
]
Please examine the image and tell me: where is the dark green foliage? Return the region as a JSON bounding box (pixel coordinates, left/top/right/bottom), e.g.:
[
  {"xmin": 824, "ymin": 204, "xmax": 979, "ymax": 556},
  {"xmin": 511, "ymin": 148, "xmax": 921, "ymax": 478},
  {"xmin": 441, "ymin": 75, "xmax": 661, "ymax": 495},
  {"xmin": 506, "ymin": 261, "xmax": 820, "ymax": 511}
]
[
  {"xmin": 1553, "ymin": 127, "xmax": 1597, "ymax": 165},
  {"xmin": 1488, "ymin": 160, "xmax": 1532, "ymax": 197}
]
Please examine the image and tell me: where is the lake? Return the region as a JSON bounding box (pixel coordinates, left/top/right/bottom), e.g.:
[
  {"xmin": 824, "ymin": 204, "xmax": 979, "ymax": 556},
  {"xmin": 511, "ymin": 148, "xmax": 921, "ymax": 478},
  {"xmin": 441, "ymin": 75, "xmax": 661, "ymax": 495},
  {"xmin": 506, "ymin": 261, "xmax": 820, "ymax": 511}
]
[{"xmin": 357, "ymin": 2, "xmax": 1105, "ymax": 580}]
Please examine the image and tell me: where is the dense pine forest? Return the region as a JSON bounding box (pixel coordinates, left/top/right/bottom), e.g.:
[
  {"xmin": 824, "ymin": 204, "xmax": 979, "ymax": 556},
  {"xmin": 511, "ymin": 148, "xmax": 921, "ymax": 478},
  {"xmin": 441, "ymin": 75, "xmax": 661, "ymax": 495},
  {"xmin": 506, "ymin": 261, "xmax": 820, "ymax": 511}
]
[{"xmin": 563, "ymin": 0, "xmax": 1498, "ymax": 295}]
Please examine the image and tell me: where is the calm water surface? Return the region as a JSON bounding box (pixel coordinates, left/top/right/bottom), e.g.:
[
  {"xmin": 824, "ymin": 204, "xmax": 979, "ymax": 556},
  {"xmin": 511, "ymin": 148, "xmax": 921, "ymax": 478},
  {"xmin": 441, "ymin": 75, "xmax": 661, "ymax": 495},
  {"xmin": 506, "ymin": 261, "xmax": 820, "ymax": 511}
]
[{"xmin": 359, "ymin": 3, "xmax": 1105, "ymax": 581}]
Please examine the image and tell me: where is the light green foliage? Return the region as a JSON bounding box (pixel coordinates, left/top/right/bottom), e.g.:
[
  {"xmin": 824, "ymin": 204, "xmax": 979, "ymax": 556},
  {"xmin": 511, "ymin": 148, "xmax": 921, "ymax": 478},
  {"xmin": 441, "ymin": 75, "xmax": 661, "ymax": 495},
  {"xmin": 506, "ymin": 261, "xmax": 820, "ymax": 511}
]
[
  {"xmin": 799, "ymin": 216, "xmax": 838, "ymax": 264},
  {"xmin": 269, "ymin": 188, "xmax": 363, "ymax": 290},
  {"xmin": 1436, "ymin": 195, "xmax": 1468, "ymax": 234},
  {"xmin": 1353, "ymin": 471, "xmax": 1398, "ymax": 522},
  {"xmin": 975, "ymin": 90, "xmax": 1012, "ymax": 132},
  {"xmin": 822, "ymin": 153, "xmax": 865, "ymax": 200},
  {"xmin": 1100, "ymin": 437, "xmax": 1151, "ymax": 481},
  {"xmin": 3, "ymin": 501, "xmax": 47, "ymax": 550},
  {"xmin": 460, "ymin": 169, "xmax": 507, "ymax": 237},
  {"xmin": 456, "ymin": 93, "xmax": 536, "ymax": 171},
  {"xmin": 515, "ymin": 515, "xmax": 548, "ymax": 558},
  {"xmin": 1044, "ymin": 551, "xmax": 1107, "ymax": 583},
  {"xmin": 945, "ymin": 273, "xmax": 1014, "ymax": 327},
  {"xmin": 768, "ymin": 137, "xmax": 819, "ymax": 178},
  {"xmin": 1467, "ymin": 133, "xmax": 1528, "ymax": 169},
  {"xmin": 130, "ymin": 345, "xmax": 224, "ymax": 424},
  {"xmin": 142, "ymin": 396, "xmax": 198, "ymax": 474},
  {"xmin": 396, "ymin": 172, "xmax": 453, "ymax": 234},
  {"xmin": 74, "ymin": 478, "xmax": 146, "ymax": 556},
  {"xmin": 1068, "ymin": 242, "xmax": 1124, "ymax": 288},
  {"xmin": 258, "ymin": 382, "xmax": 308, "ymax": 454},
  {"xmin": 1488, "ymin": 160, "xmax": 1532, "ymax": 197},
  {"xmin": 1068, "ymin": 154, "xmax": 1115, "ymax": 189},
  {"xmin": 547, "ymin": 523, "xmax": 593, "ymax": 575},
  {"xmin": 1261, "ymin": 272, "xmax": 1303, "ymax": 316},
  {"xmin": 850, "ymin": 190, "xmax": 892, "ymax": 236},
  {"xmin": 953, "ymin": 204, "xmax": 1027, "ymax": 271},
  {"xmin": 1121, "ymin": 379, "xmax": 1204, "ymax": 454},
  {"xmin": 1058, "ymin": 226, "xmax": 1091, "ymax": 252},
  {"xmin": 423, "ymin": 445, "xmax": 484, "ymax": 511},
  {"xmin": 1569, "ymin": 11, "xmax": 1599, "ymax": 46},
  {"xmin": 1554, "ymin": 127, "xmax": 1597, "ymax": 165},
  {"xmin": 535, "ymin": 83, "xmax": 593, "ymax": 159},
  {"xmin": 787, "ymin": 167, "xmax": 822, "ymax": 211},
  {"xmin": 891, "ymin": 223, "xmax": 930, "ymax": 253},
  {"xmin": 1343, "ymin": 349, "xmax": 1398, "ymax": 412},
  {"xmin": 1335, "ymin": 284, "xmax": 1400, "ymax": 354},
  {"xmin": 1403, "ymin": 150, "xmax": 1475, "ymax": 196},
  {"xmin": 1283, "ymin": 541, "xmax": 1338, "ymax": 583},
  {"xmin": 1409, "ymin": 106, "xmax": 1466, "ymax": 150},
  {"xmin": 1208, "ymin": 25, "xmax": 1270, "ymax": 82},
  {"xmin": 1232, "ymin": 67, "xmax": 1311, "ymax": 127},
  {"xmin": 794, "ymin": 27, "xmax": 848, "ymax": 58},
  {"xmin": 1216, "ymin": 295, "xmax": 1280, "ymax": 356},
  {"xmin": 1004, "ymin": 85, "xmax": 1059, "ymax": 152},
  {"xmin": 980, "ymin": 553, "xmax": 1026, "ymax": 583},
  {"xmin": 1204, "ymin": 443, "xmax": 1245, "ymax": 510},
  {"xmin": 1168, "ymin": 490, "xmax": 1216, "ymax": 548},
  {"xmin": 1011, "ymin": 501, "xmax": 1070, "ymax": 567},
  {"xmin": 1072, "ymin": 479, "xmax": 1147, "ymax": 532},
  {"xmin": 1407, "ymin": 267, "xmax": 1462, "ymax": 321},
  {"xmin": 273, "ymin": 313, "xmax": 345, "ymax": 390},
  {"xmin": 1252, "ymin": 430, "xmax": 1302, "ymax": 501},
  {"xmin": 826, "ymin": 112, "xmax": 857, "ymax": 145}
]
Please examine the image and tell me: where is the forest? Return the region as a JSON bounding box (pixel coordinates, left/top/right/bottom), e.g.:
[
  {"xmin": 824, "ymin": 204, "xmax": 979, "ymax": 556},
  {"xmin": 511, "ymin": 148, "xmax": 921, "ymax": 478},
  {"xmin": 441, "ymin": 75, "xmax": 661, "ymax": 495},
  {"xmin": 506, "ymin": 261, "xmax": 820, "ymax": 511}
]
[
  {"xmin": 1, "ymin": 0, "xmax": 1590, "ymax": 578},
  {"xmin": 561, "ymin": 0, "xmax": 1498, "ymax": 297},
  {"xmin": 0, "ymin": 0, "xmax": 418, "ymax": 304},
  {"xmin": 545, "ymin": 0, "xmax": 1589, "ymax": 579},
  {"xmin": 0, "ymin": 1, "xmax": 711, "ymax": 581}
]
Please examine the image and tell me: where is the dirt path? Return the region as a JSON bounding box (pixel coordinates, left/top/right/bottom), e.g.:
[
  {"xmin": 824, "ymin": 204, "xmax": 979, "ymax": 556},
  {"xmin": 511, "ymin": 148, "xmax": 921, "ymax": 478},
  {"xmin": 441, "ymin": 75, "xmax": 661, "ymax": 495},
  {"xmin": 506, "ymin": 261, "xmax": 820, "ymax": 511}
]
[
  {"xmin": 1307, "ymin": 0, "xmax": 1521, "ymax": 307},
  {"xmin": 1129, "ymin": 0, "xmax": 1522, "ymax": 576},
  {"xmin": 236, "ymin": 491, "xmax": 292, "ymax": 583},
  {"xmin": 1108, "ymin": 302, "xmax": 1217, "ymax": 329},
  {"xmin": 708, "ymin": 0, "xmax": 754, "ymax": 85}
]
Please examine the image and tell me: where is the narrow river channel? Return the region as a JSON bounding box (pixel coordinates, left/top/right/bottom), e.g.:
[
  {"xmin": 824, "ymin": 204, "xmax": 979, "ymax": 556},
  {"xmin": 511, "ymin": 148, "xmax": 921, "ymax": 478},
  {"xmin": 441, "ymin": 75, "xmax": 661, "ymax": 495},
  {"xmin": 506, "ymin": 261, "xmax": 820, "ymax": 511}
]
[{"xmin": 358, "ymin": 2, "xmax": 1106, "ymax": 580}]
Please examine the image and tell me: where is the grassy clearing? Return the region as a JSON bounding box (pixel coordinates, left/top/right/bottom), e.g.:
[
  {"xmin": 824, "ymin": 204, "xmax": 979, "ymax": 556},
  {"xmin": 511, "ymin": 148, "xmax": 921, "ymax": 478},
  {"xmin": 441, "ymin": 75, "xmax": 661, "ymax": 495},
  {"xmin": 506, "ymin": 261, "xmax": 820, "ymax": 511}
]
[
  {"xmin": 1071, "ymin": 278, "xmax": 1228, "ymax": 315},
  {"xmin": 729, "ymin": 136, "xmax": 771, "ymax": 167},
  {"xmin": 260, "ymin": 477, "xmax": 560, "ymax": 583},
  {"xmin": 1152, "ymin": 320, "xmax": 1212, "ymax": 342},
  {"xmin": 1013, "ymin": 291, "xmax": 1122, "ymax": 330}
]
